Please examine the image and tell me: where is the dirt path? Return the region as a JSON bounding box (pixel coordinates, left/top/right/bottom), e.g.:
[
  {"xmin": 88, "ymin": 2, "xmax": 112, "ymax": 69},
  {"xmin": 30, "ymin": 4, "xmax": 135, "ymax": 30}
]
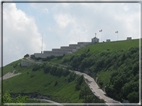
[{"xmin": 0, "ymin": 70, "xmax": 21, "ymax": 80}]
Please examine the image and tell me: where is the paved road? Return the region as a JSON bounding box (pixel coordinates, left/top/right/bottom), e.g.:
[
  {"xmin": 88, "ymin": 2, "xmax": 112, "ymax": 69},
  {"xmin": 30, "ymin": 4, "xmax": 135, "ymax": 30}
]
[
  {"xmin": 69, "ymin": 70, "xmax": 124, "ymax": 106},
  {"xmin": 30, "ymin": 98, "xmax": 63, "ymax": 106},
  {"xmin": 1, "ymin": 57, "xmax": 123, "ymax": 106}
]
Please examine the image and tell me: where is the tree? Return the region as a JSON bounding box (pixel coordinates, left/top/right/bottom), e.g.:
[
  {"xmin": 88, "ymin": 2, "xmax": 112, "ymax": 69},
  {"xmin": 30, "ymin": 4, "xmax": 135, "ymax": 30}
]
[
  {"xmin": 127, "ymin": 91, "xmax": 139, "ymax": 103},
  {"xmin": 56, "ymin": 67, "xmax": 63, "ymax": 77},
  {"xmin": 14, "ymin": 94, "xmax": 28, "ymax": 103},
  {"xmin": 3, "ymin": 91, "xmax": 12, "ymax": 103},
  {"xmin": 24, "ymin": 54, "xmax": 29, "ymax": 58},
  {"xmin": 132, "ymin": 62, "xmax": 139, "ymax": 76},
  {"xmin": 68, "ymin": 72, "xmax": 76, "ymax": 82},
  {"xmin": 75, "ymin": 75, "xmax": 84, "ymax": 90},
  {"xmin": 99, "ymin": 81, "xmax": 103, "ymax": 89},
  {"xmin": 3, "ymin": 91, "xmax": 28, "ymax": 103},
  {"xmin": 62, "ymin": 69, "xmax": 70, "ymax": 77},
  {"xmin": 121, "ymin": 81, "xmax": 138, "ymax": 100},
  {"xmin": 32, "ymin": 65, "xmax": 41, "ymax": 71},
  {"xmin": 30, "ymin": 55, "xmax": 35, "ymax": 59},
  {"xmin": 54, "ymin": 81, "xmax": 58, "ymax": 86}
]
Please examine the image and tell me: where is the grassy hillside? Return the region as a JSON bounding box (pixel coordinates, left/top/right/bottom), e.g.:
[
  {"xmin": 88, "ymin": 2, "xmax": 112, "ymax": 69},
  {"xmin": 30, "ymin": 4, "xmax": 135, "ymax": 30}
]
[
  {"xmin": 3, "ymin": 59, "xmax": 21, "ymax": 75},
  {"xmin": 62, "ymin": 39, "xmax": 140, "ymax": 103},
  {"xmin": 3, "ymin": 39, "xmax": 140, "ymax": 103},
  {"xmin": 41, "ymin": 39, "xmax": 139, "ymax": 64},
  {"xmin": 3, "ymin": 62, "xmax": 104, "ymax": 103},
  {"xmin": 75, "ymin": 39, "xmax": 139, "ymax": 54},
  {"xmin": 43, "ymin": 39, "xmax": 139, "ymax": 103}
]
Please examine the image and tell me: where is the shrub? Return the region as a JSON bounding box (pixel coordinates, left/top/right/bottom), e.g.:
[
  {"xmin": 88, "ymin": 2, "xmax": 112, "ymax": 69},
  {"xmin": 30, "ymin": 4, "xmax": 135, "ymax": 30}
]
[{"xmin": 24, "ymin": 54, "xmax": 29, "ymax": 58}]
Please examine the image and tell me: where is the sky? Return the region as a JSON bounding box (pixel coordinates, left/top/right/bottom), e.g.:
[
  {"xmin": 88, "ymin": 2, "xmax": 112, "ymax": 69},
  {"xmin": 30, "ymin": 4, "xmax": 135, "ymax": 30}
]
[{"xmin": 1, "ymin": 0, "xmax": 141, "ymax": 66}]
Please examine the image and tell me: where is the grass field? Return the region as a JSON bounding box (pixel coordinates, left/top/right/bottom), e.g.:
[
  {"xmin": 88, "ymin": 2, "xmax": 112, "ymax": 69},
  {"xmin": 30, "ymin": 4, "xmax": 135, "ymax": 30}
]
[
  {"xmin": 3, "ymin": 66, "xmax": 83, "ymax": 103},
  {"xmin": 3, "ymin": 59, "xmax": 22, "ymax": 75},
  {"xmin": 3, "ymin": 39, "xmax": 140, "ymax": 103},
  {"xmin": 75, "ymin": 39, "xmax": 139, "ymax": 55},
  {"xmin": 48, "ymin": 39, "xmax": 139, "ymax": 64}
]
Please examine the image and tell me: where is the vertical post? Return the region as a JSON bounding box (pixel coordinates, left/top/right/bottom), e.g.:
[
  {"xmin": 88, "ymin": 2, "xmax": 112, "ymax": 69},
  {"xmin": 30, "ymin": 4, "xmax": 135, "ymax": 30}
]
[
  {"xmin": 101, "ymin": 31, "xmax": 102, "ymax": 42},
  {"xmin": 99, "ymin": 29, "xmax": 102, "ymax": 42},
  {"xmin": 41, "ymin": 34, "xmax": 43, "ymax": 53},
  {"xmin": 117, "ymin": 33, "xmax": 118, "ymax": 41},
  {"xmin": 95, "ymin": 33, "xmax": 97, "ymax": 37},
  {"xmin": 117, "ymin": 31, "xmax": 118, "ymax": 41},
  {"xmin": 100, "ymin": 32, "xmax": 101, "ymax": 42},
  {"xmin": 79, "ymin": 34, "xmax": 80, "ymax": 42},
  {"xmin": 115, "ymin": 31, "xmax": 118, "ymax": 41}
]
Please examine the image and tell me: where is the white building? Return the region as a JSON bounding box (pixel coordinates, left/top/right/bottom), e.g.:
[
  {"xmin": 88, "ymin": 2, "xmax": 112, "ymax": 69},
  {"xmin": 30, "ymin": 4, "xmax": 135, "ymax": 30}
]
[
  {"xmin": 52, "ymin": 49, "xmax": 61, "ymax": 52},
  {"xmin": 92, "ymin": 37, "xmax": 99, "ymax": 43},
  {"xmin": 78, "ymin": 42, "xmax": 91, "ymax": 46},
  {"xmin": 127, "ymin": 37, "xmax": 132, "ymax": 40},
  {"xmin": 33, "ymin": 36, "xmax": 99, "ymax": 58},
  {"xmin": 106, "ymin": 39, "xmax": 111, "ymax": 42},
  {"xmin": 21, "ymin": 60, "xmax": 34, "ymax": 66}
]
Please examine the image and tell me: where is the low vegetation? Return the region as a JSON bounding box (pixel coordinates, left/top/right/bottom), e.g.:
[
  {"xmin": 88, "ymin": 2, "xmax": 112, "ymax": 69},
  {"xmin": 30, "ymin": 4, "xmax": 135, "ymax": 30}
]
[
  {"xmin": 3, "ymin": 62, "xmax": 104, "ymax": 103},
  {"xmin": 3, "ymin": 91, "xmax": 28, "ymax": 103},
  {"xmin": 3, "ymin": 39, "xmax": 139, "ymax": 103},
  {"xmin": 59, "ymin": 39, "xmax": 139, "ymax": 103}
]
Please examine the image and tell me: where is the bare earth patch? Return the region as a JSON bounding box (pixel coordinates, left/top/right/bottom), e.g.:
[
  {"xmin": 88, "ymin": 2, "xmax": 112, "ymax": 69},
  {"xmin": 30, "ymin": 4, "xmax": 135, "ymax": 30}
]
[{"xmin": 1, "ymin": 70, "xmax": 21, "ymax": 80}]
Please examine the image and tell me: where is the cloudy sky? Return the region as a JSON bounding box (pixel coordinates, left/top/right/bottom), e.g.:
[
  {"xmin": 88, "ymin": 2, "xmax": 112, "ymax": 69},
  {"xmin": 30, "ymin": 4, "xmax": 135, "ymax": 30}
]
[{"xmin": 2, "ymin": 0, "xmax": 141, "ymax": 66}]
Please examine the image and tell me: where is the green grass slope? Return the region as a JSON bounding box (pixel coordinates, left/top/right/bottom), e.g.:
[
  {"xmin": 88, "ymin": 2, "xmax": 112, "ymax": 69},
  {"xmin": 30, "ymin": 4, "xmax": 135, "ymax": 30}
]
[
  {"xmin": 57, "ymin": 39, "xmax": 139, "ymax": 103},
  {"xmin": 3, "ymin": 39, "xmax": 140, "ymax": 103},
  {"xmin": 3, "ymin": 59, "xmax": 21, "ymax": 75},
  {"xmin": 3, "ymin": 64, "xmax": 80, "ymax": 102},
  {"xmin": 75, "ymin": 39, "xmax": 139, "ymax": 54},
  {"xmin": 3, "ymin": 63, "xmax": 103, "ymax": 103},
  {"xmin": 46, "ymin": 39, "xmax": 139, "ymax": 64}
]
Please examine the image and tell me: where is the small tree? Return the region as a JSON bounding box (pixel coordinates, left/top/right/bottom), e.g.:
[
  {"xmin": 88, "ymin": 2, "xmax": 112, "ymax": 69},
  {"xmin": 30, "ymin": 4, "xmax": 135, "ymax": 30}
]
[
  {"xmin": 14, "ymin": 94, "xmax": 28, "ymax": 103},
  {"xmin": 54, "ymin": 81, "xmax": 58, "ymax": 86},
  {"xmin": 24, "ymin": 54, "xmax": 29, "ymax": 58},
  {"xmin": 3, "ymin": 91, "xmax": 12, "ymax": 103},
  {"xmin": 3, "ymin": 91, "xmax": 28, "ymax": 103},
  {"xmin": 99, "ymin": 81, "xmax": 103, "ymax": 89}
]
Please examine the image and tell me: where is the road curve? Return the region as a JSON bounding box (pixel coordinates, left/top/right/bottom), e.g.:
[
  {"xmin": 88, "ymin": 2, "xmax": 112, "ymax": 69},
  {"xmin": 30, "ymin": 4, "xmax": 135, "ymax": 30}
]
[
  {"xmin": 30, "ymin": 98, "xmax": 63, "ymax": 106},
  {"xmin": 69, "ymin": 70, "xmax": 124, "ymax": 106}
]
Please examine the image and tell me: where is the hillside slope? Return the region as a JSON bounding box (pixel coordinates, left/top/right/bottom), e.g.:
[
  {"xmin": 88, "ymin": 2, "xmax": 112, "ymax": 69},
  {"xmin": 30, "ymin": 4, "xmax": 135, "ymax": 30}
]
[
  {"xmin": 60, "ymin": 39, "xmax": 140, "ymax": 103},
  {"xmin": 3, "ymin": 39, "xmax": 140, "ymax": 103},
  {"xmin": 42, "ymin": 39, "xmax": 140, "ymax": 103},
  {"xmin": 3, "ymin": 62, "xmax": 103, "ymax": 103}
]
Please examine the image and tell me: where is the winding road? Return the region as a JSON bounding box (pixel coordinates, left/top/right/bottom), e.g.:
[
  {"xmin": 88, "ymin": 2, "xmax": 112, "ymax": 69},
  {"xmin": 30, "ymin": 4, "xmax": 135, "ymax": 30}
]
[
  {"xmin": 25, "ymin": 56, "xmax": 124, "ymax": 105},
  {"xmin": 2, "ymin": 57, "xmax": 124, "ymax": 106},
  {"xmin": 69, "ymin": 70, "xmax": 124, "ymax": 106}
]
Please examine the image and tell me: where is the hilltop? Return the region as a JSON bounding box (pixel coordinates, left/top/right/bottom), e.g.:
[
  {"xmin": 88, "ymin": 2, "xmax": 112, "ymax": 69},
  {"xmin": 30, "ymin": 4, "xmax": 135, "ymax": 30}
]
[{"xmin": 3, "ymin": 39, "xmax": 140, "ymax": 103}]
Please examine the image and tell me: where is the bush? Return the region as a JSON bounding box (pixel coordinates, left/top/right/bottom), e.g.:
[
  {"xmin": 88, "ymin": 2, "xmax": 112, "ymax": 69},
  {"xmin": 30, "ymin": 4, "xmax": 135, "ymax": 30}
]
[
  {"xmin": 68, "ymin": 72, "xmax": 76, "ymax": 82},
  {"xmin": 30, "ymin": 55, "xmax": 35, "ymax": 59},
  {"xmin": 43, "ymin": 64, "xmax": 51, "ymax": 74},
  {"xmin": 127, "ymin": 91, "xmax": 139, "ymax": 103},
  {"xmin": 54, "ymin": 81, "xmax": 58, "ymax": 86},
  {"xmin": 24, "ymin": 54, "xmax": 29, "ymax": 58},
  {"xmin": 75, "ymin": 75, "xmax": 84, "ymax": 91},
  {"xmin": 32, "ymin": 65, "xmax": 41, "ymax": 71},
  {"xmin": 3, "ymin": 91, "xmax": 28, "ymax": 103},
  {"xmin": 30, "ymin": 75, "xmax": 35, "ymax": 78}
]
